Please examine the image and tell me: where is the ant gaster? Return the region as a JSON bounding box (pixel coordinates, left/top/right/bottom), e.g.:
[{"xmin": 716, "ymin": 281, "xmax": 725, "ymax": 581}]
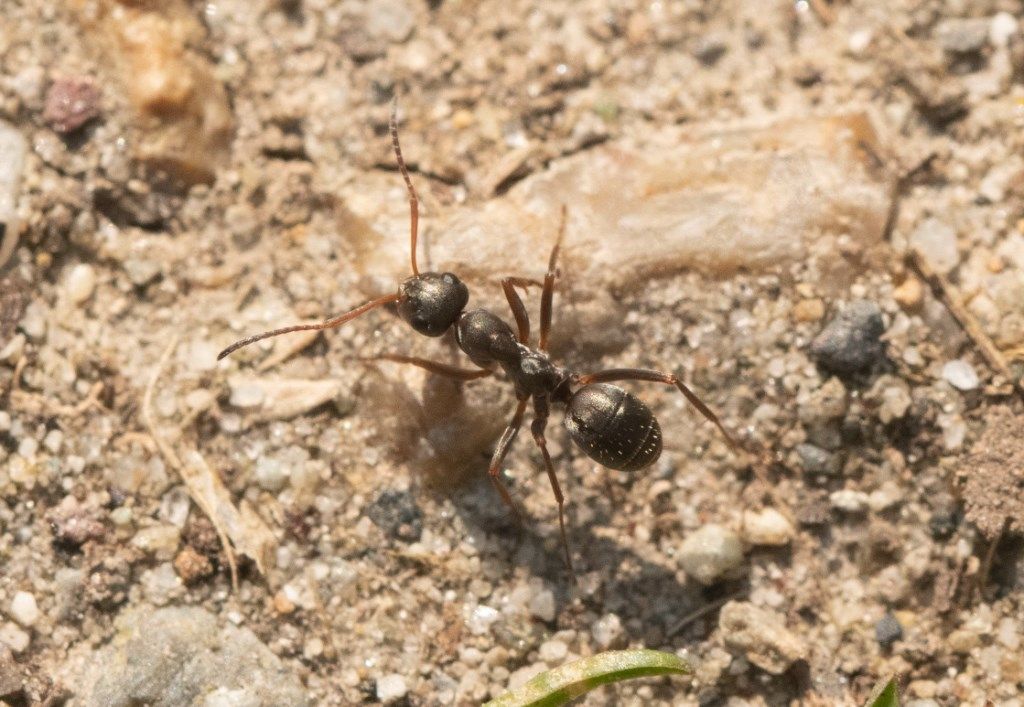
[{"xmin": 218, "ymin": 103, "xmax": 738, "ymax": 573}]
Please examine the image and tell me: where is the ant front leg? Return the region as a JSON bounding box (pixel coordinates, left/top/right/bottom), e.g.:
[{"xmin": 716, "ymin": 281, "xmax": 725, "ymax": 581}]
[
  {"xmin": 530, "ymin": 397, "xmax": 573, "ymax": 575},
  {"xmin": 360, "ymin": 353, "xmax": 492, "ymax": 381},
  {"xmin": 488, "ymin": 398, "xmax": 529, "ymax": 523},
  {"xmin": 576, "ymin": 368, "xmax": 738, "ymax": 450}
]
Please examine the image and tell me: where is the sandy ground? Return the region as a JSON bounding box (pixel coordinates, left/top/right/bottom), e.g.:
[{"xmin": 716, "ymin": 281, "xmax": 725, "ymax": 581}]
[{"xmin": 3, "ymin": 0, "xmax": 1024, "ymax": 705}]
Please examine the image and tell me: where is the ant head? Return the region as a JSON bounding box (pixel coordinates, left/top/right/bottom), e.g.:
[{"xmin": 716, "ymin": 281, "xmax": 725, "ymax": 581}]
[{"xmin": 397, "ymin": 272, "xmax": 469, "ymax": 337}]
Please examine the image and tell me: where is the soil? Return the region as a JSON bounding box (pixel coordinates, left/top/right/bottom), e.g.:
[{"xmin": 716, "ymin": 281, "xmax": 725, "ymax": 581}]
[{"xmin": 2, "ymin": 0, "xmax": 1024, "ymax": 705}]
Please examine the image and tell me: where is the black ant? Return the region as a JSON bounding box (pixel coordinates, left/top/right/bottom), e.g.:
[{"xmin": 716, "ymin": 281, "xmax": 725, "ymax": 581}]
[{"xmin": 218, "ymin": 103, "xmax": 738, "ymax": 573}]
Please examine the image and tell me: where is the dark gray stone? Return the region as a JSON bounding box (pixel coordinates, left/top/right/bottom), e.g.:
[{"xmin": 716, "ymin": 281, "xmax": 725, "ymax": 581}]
[{"xmin": 809, "ymin": 301, "xmax": 885, "ymax": 375}]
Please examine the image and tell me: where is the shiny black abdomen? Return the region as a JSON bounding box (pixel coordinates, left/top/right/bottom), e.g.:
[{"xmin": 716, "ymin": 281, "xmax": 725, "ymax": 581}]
[{"xmin": 564, "ymin": 383, "xmax": 662, "ymax": 471}]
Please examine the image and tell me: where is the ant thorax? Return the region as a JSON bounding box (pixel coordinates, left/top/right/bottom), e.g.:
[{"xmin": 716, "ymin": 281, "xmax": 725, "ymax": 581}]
[{"xmin": 504, "ymin": 345, "xmax": 565, "ymax": 399}]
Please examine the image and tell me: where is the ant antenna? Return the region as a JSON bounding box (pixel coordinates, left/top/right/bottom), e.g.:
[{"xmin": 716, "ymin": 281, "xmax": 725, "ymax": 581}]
[
  {"xmin": 390, "ymin": 100, "xmax": 420, "ymax": 277},
  {"xmin": 217, "ymin": 293, "xmax": 400, "ymax": 360}
]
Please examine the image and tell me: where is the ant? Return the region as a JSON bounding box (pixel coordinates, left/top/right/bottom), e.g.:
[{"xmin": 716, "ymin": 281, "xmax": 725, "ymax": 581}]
[{"xmin": 218, "ymin": 103, "xmax": 739, "ymax": 573}]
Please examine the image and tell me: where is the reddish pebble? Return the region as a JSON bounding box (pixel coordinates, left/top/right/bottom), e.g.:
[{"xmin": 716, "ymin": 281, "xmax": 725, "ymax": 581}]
[{"xmin": 43, "ymin": 77, "xmax": 101, "ymax": 134}]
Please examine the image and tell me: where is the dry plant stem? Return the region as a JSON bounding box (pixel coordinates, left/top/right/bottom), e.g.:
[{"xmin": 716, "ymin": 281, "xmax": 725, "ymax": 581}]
[
  {"xmin": 142, "ymin": 335, "xmax": 239, "ymax": 591},
  {"xmin": 907, "ymin": 248, "xmax": 1023, "ymax": 401},
  {"xmin": 666, "ymin": 589, "xmax": 745, "ymax": 638},
  {"xmin": 976, "ymin": 516, "xmax": 1010, "ymax": 603}
]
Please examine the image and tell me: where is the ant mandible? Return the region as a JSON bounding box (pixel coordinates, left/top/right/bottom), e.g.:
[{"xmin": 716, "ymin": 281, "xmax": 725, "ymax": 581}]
[{"xmin": 218, "ymin": 102, "xmax": 738, "ymax": 572}]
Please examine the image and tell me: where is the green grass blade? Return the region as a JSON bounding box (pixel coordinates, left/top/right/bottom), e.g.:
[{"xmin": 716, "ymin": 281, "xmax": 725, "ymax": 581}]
[
  {"xmin": 484, "ymin": 649, "xmax": 690, "ymax": 707},
  {"xmin": 865, "ymin": 676, "xmax": 900, "ymax": 707}
]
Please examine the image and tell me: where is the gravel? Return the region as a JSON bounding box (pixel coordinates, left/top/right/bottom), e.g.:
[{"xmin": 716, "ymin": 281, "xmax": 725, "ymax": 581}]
[
  {"xmin": 7, "ymin": 593, "xmax": 38, "ymax": 628},
  {"xmin": 678, "ymin": 524, "xmax": 745, "ymax": 586},
  {"xmin": 5, "ymin": 0, "xmax": 1024, "ymax": 703},
  {"xmin": 809, "ymin": 301, "xmax": 886, "ymax": 376},
  {"xmin": 874, "ymin": 612, "xmax": 903, "ymax": 648}
]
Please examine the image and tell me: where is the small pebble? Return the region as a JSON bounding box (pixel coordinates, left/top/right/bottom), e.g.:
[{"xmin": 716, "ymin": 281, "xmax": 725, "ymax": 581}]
[
  {"xmin": 0, "ymin": 623, "xmax": 30, "ymax": 653},
  {"xmin": 65, "ymin": 263, "xmax": 97, "ymax": 305},
  {"xmin": 942, "ymin": 359, "xmax": 979, "ymax": 391},
  {"xmin": 131, "ymin": 524, "xmax": 182, "ymax": 559},
  {"xmin": 792, "ymin": 298, "xmax": 825, "ymax": 322},
  {"xmin": 830, "ymin": 489, "xmax": 869, "ymax": 513},
  {"xmin": 809, "ymin": 301, "xmax": 885, "ymax": 375},
  {"xmin": 678, "ymin": 524, "xmax": 745, "ymax": 585},
  {"xmin": 719, "ymin": 601, "xmax": 805, "ymax": 675},
  {"xmin": 508, "ymin": 662, "xmax": 547, "ymax": 691},
  {"xmin": 253, "ymin": 457, "xmax": 288, "ymax": 493},
  {"xmin": 591, "ymin": 613, "xmax": 624, "ymax": 649},
  {"xmin": 8, "ymin": 592, "xmax": 39, "ymax": 627},
  {"xmin": 990, "ymin": 12, "xmax": 1019, "ymax": 48},
  {"xmin": 529, "ymin": 588, "xmax": 556, "ymax": 622},
  {"xmin": 893, "ymin": 276, "xmax": 923, "ymax": 309},
  {"xmin": 467, "ymin": 605, "xmax": 500, "ymax": 635},
  {"xmin": 847, "ymin": 28, "xmax": 873, "ymax": 56},
  {"xmin": 229, "ymin": 381, "xmax": 266, "ymax": 408},
  {"xmin": 878, "ymin": 381, "xmax": 912, "ymax": 423},
  {"xmin": 910, "ymin": 218, "xmax": 958, "ymax": 274},
  {"xmin": 43, "ymin": 77, "xmax": 101, "ymax": 134},
  {"xmin": 741, "ymin": 508, "xmax": 795, "ymax": 546},
  {"xmin": 796, "ymin": 443, "xmax": 841, "ymax": 475},
  {"xmin": 875, "ymin": 612, "xmax": 903, "ymax": 647},
  {"xmin": 376, "ymin": 674, "xmax": 408, "ymax": 703},
  {"xmin": 935, "ymin": 18, "xmax": 990, "ymax": 54},
  {"xmin": 365, "ymin": 0, "xmax": 416, "ymax": 43},
  {"xmin": 43, "ymin": 429, "xmax": 63, "ymax": 454},
  {"xmin": 538, "ymin": 639, "xmax": 568, "ymax": 664},
  {"xmin": 173, "ymin": 547, "xmax": 214, "ymax": 584}
]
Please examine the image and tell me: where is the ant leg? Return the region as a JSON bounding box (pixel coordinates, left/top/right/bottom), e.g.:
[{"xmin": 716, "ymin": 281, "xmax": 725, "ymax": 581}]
[
  {"xmin": 530, "ymin": 397, "xmax": 573, "ymax": 575},
  {"xmin": 218, "ymin": 293, "xmax": 400, "ymax": 360},
  {"xmin": 488, "ymin": 398, "xmax": 529, "ymax": 522},
  {"xmin": 538, "ymin": 205, "xmax": 567, "ymax": 351},
  {"xmin": 576, "ymin": 367, "xmax": 738, "ymax": 450},
  {"xmin": 501, "ymin": 278, "xmax": 532, "ymax": 344},
  {"xmin": 360, "ymin": 353, "xmax": 492, "ymax": 381}
]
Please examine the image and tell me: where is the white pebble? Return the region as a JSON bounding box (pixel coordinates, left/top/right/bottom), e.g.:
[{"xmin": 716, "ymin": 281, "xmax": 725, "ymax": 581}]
[
  {"xmin": 830, "ymin": 489, "xmax": 869, "ymax": 512},
  {"xmin": 741, "ymin": 508, "xmax": 795, "ymax": 546},
  {"xmin": 19, "ymin": 301, "xmax": 47, "ymax": 340},
  {"xmin": 229, "ymin": 381, "xmax": 265, "ymax": 408},
  {"xmin": 538, "ymin": 639, "xmax": 569, "ymax": 664},
  {"xmin": 466, "ymin": 605, "xmax": 500, "ymax": 635},
  {"xmin": 678, "ymin": 524, "xmax": 745, "ymax": 585},
  {"xmin": 254, "ymin": 457, "xmax": 289, "ymax": 493},
  {"xmin": 847, "ymin": 29, "xmax": 873, "ymax": 56},
  {"xmin": 910, "ymin": 218, "xmax": 958, "ymax": 274},
  {"xmin": 529, "ymin": 588, "xmax": 557, "ymax": 622},
  {"xmin": 591, "ymin": 612, "xmax": 624, "ymax": 649},
  {"xmin": 868, "ymin": 483, "xmax": 902, "ymax": 512},
  {"xmin": 43, "ymin": 428, "xmax": 63, "ymax": 454},
  {"xmin": 990, "ymin": 12, "xmax": 1019, "ymax": 48},
  {"xmin": 9, "ymin": 591, "xmax": 39, "ymax": 627},
  {"xmin": 65, "ymin": 263, "xmax": 97, "ymax": 305},
  {"xmin": 942, "ymin": 359, "xmax": 979, "ymax": 391},
  {"xmin": 0, "ymin": 622, "xmax": 30, "ymax": 653},
  {"xmin": 17, "ymin": 436, "xmax": 38, "ymax": 460},
  {"xmin": 376, "ymin": 674, "xmax": 408, "ymax": 703}
]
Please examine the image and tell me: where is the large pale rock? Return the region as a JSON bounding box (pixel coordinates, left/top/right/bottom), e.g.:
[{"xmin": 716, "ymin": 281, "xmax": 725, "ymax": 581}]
[
  {"xmin": 348, "ymin": 114, "xmax": 893, "ymax": 292},
  {"xmin": 79, "ymin": 606, "xmax": 309, "ymax": 706}
]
